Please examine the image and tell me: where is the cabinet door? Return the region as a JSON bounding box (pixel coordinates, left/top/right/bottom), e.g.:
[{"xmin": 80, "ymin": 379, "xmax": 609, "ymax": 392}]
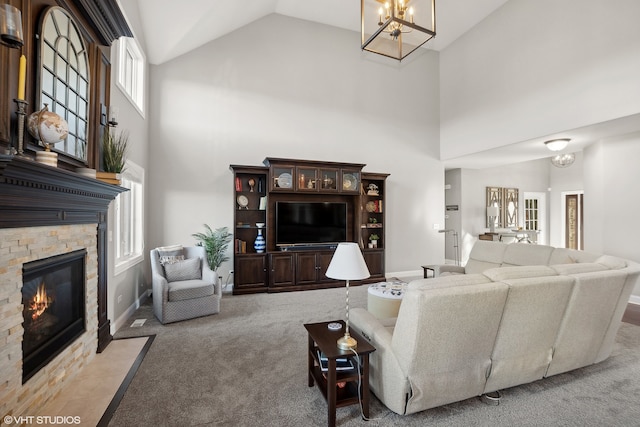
[
  {"xmin": 341, "ymin": 170, "xmax": 360, "ymax": 193},
  {"xmin": 270, "ymin": 166, "xmax": 295, "ymax": 191},
  {"xmin": 316, "ymin": 252, "xmax": 335, "ymax": 283},
  {"xmin": 296, "ymin": 167, "xmax": 319, "ymax": 191},
  {"xmin": 296, "ymin": 253, "xmax": 319, "ymax": 285},
  {"xmin": 234, "ymin": 255, "xmax": 267, "ymax": 292},
  {"xmin": 363, "ymin": 251, "xmax": 384, "ymax": 280},
  {"xmin": 270, "ymin": 253, "xmax": 295, "ymax": 287}
]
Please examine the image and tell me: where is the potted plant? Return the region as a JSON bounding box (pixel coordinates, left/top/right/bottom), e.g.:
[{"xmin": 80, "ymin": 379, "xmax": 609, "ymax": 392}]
[
  {"xmin": 97, "ymin": 128, "xmax": 128, "ymax": 185},
  {"xmin": 192, "ymin": 225, "xmax": 233, "ymax": 276},
  {"xmin": 369, "ymin": 234, "xmax": 379, "ymax": 248}
]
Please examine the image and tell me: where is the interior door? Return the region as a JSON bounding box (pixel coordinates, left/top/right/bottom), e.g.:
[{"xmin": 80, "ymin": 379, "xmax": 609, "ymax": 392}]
[{"xmin": 565, "ymin": 193, "xmax": 584, "ymax": 250}]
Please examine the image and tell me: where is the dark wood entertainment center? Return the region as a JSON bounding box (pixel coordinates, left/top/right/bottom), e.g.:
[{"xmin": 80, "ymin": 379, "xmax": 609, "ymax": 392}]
[{"xmin": 230, "ymin": 158, "xmax": 388, "ymax": 294}]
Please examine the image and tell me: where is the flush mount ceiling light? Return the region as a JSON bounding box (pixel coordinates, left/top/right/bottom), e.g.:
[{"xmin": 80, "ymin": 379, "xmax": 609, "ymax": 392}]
[
  {"xmin": 361, "ymin": 0, "xmax": 436, "ymax": 61},
  {"xmin": 544, "ymin": 138, "xmax": 570, "ymax": 152},
  {"xmin": 551, "ymin": 153, "xmax": 575, "ymax": 168}
]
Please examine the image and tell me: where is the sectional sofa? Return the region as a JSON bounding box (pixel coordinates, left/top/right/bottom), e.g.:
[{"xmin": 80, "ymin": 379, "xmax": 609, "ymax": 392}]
[{"xmin": 350, "ymin": 241, "xmax": 640, "ymax": 415}]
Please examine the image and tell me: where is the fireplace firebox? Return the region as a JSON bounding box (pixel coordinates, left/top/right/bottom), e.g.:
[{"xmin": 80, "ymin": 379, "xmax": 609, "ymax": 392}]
[{"xmin": 22, "ymin": 249, "xmax": 86, "ymax": 383}]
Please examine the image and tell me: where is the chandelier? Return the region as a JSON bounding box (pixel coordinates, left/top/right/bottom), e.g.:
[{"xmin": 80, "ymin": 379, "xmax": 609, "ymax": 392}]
[
  {"xmin": 361, "ymin": 0, "xmax": 436, "ymax": 60},
  {"xmin": 544, "ymin": 138, "xmax": 575, "ymax": 168},
  {"xmin": 550, "ymin": 153, "xmax": 575, "ymax": 168}
]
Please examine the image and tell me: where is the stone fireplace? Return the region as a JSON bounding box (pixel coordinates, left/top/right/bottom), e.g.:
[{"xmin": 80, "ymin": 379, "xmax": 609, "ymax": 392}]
[
  {"xmin": 22, "ymin": 249, "xmax": 87, "ymax": 383},
  {"xmin": 0, "ymin": 155, "xmax": 124, "ymax": 418}
]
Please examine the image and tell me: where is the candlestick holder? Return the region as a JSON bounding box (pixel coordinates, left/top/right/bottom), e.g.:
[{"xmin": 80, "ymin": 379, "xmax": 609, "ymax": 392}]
[{"xmin": 13, "ymin": 99, "xmax": 28, "ymax": 156}]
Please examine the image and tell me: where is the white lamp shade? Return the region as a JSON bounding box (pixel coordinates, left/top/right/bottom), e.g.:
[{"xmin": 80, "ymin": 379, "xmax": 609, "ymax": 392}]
[
  {"xmin": 326, "ymin": 242, "xmax": 370, "ymax": 281},
  {"xmin": 487, "ymin": 206, "xmax": 500, "ymax": 217}
]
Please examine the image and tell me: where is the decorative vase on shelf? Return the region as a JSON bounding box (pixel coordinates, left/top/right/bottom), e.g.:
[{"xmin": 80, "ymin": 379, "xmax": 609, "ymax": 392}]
[{"xmin": 254, "ymin": 223, "xmax": 266, "ymax": 253}]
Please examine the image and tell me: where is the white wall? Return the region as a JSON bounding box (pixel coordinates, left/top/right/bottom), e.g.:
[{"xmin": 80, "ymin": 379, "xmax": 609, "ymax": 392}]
[
  {"xmin": 440, "ymin": 0, "xmax": 640, "ymax": 300},
  {"xmin": 147, "ymin": 14, "xmax": 443, "ymax": 279},
  {"xmin": 583, "ymin": 133, "xmax": 640, "ymax": 298},
  {"xmin": 440, "ymin": 0, "xmax": 640, "ymax": 159},
  {"xmin": 456, "ymin": 159, "xmax": 550, "ymax": 262}
]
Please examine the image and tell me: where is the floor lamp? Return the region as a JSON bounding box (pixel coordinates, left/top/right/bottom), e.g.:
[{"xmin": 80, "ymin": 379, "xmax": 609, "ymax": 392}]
[
  {"xmin": 438, "ymin": 229, "xmax": 460, "ymax": 266},
  {"xmin": 326, "ymin": 242, "xmax": 370, "ymax": 350}
]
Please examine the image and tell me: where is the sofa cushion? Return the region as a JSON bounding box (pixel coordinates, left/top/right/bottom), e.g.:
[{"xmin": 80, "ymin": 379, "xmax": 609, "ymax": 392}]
[
  {"xmin": 157, "ymin": 244, "xmax": 184, "ymax": 265},
  {"xmin": 483, "ymin": 265, "xmax": 557, "ymax": 282},
  {"xmin": 548, "ymin": 248, "xmax": 599, "ymax": 265},
  {"xmin": 409, "ymin": 274, "xmax": 491, "ymax": 291},
  {"xmin": 168, "ymin": 279, "xmax": 214, "ymax": 302},
  {"xmin": 501, "ymin": 243, "xmax": 554, "ymax": 267},
  {"xmin": 551, "ymin": 263, "xmax": 609, "ymax": 275},
  {"xmin": 164, "ymin": 257, "xmax": 201, "ymax": 282},
  {"xmin": 464, "ymin": 241, "xmax": 508, "ymax": 274},
  {"xmin": 595, "ymin": 255, "xmax": 627, "ymax": 270}
]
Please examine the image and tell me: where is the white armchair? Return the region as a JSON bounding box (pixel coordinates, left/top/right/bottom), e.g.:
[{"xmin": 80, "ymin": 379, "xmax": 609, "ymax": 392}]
[{"xmin": 150, "ymin": 246, "xmax": 221, "ymax": 324}]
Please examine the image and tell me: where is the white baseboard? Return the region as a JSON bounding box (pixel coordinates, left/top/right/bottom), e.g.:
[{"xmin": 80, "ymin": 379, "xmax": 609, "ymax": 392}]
[
  {"xmin": 111, "ymin": 289, "xmax": 151, "ymax": 335},
  {"xmin": 629, "ymin": 295, "xmax": 640, "ymax": 305}
]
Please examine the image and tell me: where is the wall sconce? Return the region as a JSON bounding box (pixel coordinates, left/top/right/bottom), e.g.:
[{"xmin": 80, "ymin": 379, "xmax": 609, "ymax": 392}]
[
  {"xmin": 0, "ymin": 4, "xmax": 23, "ymax": 48},
  {"xmin": 108, "ymin": 106, "xmax": 119, "ymax": 127}
]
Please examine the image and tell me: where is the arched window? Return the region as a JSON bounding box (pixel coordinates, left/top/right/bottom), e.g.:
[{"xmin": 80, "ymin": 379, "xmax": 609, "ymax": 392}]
[{"xmin": 37, "ymin": 7, "xmax": 89, "ymax": 161}]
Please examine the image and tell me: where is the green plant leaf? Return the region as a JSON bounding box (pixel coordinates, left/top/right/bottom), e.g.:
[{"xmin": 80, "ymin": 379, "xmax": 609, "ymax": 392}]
[
  {"xmin": 192, "ymin": 224, "xmax": 233, "ymax": 271},
  {"xmin": 102, "ymin": 128, "xmax": 129, "ymax": 173}
]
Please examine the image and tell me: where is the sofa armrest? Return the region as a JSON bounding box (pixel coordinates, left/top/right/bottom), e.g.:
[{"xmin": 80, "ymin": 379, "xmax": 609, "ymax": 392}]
[
  {"xmin": 201, "ymin": 265, "xmax": 222, "ymax": 296},
  {"xmin": 151, "ymin": 272, "xmax": 169, "ymax": 320},
  {"xmin": 350, "ymin": 308, "xmax": 411, "ymax": 415},
  {"xmin": 425, "ymin": 264, "xmax": 465, "ymax": 277}
]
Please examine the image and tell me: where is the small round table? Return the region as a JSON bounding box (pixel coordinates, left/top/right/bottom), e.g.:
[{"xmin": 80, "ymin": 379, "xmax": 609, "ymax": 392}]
[{"xmin": 367, "ymin": 281, "xmax": 406, "ymax": 319}]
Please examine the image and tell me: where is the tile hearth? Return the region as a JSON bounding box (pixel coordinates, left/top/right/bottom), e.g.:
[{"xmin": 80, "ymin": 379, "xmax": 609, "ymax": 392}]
[{"xmin": 35, "ymin": 337, "xmax": 149, "ymax": 426}]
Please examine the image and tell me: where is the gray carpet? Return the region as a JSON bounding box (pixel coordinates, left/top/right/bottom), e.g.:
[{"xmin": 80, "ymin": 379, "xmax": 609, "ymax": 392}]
[{"xmin": 110, "ymin": 285, "xmax": 640, "ymax": 426}]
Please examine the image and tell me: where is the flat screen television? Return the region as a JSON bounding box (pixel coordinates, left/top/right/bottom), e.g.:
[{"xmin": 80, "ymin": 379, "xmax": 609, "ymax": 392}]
[{"xmin": 276, "ymin": 201, "xmax": 347, "ymax": 247}]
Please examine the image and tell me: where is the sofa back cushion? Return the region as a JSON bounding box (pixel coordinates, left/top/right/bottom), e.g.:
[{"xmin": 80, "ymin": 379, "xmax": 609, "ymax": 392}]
[
  {"xmin": 551, "ymin": 263, "xmax": 609, "ymax": 275},
  {"xmin": 548, "ymin": 247, "xmax": 599, "ymax": 265},
  {"xmin": 484, "ymin": 275, "xmax": 574, "ymax": 393},
  {"xmin": 501, "ymin": 243, "xmax": 554, "ymax": 267},
  {"xmin": 465, "ymin": 241, "xmax": 508, "ymax": 274},
  {"xmin": 547, "ymin": 269, "xmax": 629, "ymax": 377},
  {"xmin": 408, "ymin": 273, "xmax": 491, "ymax": 291},
  {"xmin": 392, "ymin": 282, "xmax": 509, "ymax": 413},
  {"xmin": 595, "ymin": 255, "xmax": 627, "ymax": 270},
  {"xmin": 482, "ymin": 265, "xmax": 557, "ymax": 282}
]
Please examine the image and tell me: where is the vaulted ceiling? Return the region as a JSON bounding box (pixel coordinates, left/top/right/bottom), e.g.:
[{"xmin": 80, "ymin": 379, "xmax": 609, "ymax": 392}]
[
  {"xmin": 125, "ymin": 0, "xmax": 510, "ymax": 65},
  {"xmin": 120, "ymin": 0, "xmax": 640, "ymax": 168}
]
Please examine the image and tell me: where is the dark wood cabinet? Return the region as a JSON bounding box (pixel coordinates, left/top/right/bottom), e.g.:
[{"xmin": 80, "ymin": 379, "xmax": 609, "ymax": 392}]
[
  {"xmin": 234, "ymin": 255, "xmax": 268, "ymax": 294},
  {"xmin": 231, "ymin": 159, "xmax": 388, "ymax": 294},
  {"xmin": 269, "ymin": 253, "xmax": 295, "ymax": 288},
  {"xmin": 363, "ymin": 250, "xmax": 385, "ymax": 280},
  {"xmin": 296, "ymin": 251, "xmax": 334, "ymax": 286}
]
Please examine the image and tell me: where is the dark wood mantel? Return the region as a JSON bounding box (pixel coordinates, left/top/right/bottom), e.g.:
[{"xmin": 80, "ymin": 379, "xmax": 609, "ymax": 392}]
[{"xmin": 0, "ymin": 154, "xmax": 126, "ymax": 352}]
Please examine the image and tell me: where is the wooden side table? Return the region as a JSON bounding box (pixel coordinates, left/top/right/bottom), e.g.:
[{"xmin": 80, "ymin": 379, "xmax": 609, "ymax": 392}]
[{"xmin": 304, "ymin": 321, "xmax": 376, "ymax": 427}]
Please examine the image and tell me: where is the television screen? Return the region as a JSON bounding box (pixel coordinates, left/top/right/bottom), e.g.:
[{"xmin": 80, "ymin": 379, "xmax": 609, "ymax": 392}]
[{"xmin": 276, "ymin": 202, "xmax": 347, "ymax": 246}]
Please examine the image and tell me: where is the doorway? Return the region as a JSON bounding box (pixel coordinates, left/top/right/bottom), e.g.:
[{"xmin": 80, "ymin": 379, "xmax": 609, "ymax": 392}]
[
  {"xmin": 523, "ymin": 192, "xmax": 546, "ymax": 245},
  {"xmin": 564, "ymin": 192, "xmax": 584, "ymax": 250}
]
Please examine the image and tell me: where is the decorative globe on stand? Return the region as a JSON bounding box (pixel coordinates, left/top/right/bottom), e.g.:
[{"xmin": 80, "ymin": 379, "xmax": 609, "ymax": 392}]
[{"xmin": 27, "ymin": 104, "xmax": 69, "ymax": 167}]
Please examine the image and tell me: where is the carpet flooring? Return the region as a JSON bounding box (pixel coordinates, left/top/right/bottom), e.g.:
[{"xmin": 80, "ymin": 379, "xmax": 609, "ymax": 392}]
[{"xmin": 110, "ymin": 286, "xmax": 640, "ymax": 426}]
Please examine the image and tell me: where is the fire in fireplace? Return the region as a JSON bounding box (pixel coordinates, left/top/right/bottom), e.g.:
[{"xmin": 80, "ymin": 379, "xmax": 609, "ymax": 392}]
[{"xmin": 22, "ymin": 249, "xmax": 86, "ymax": 383}]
